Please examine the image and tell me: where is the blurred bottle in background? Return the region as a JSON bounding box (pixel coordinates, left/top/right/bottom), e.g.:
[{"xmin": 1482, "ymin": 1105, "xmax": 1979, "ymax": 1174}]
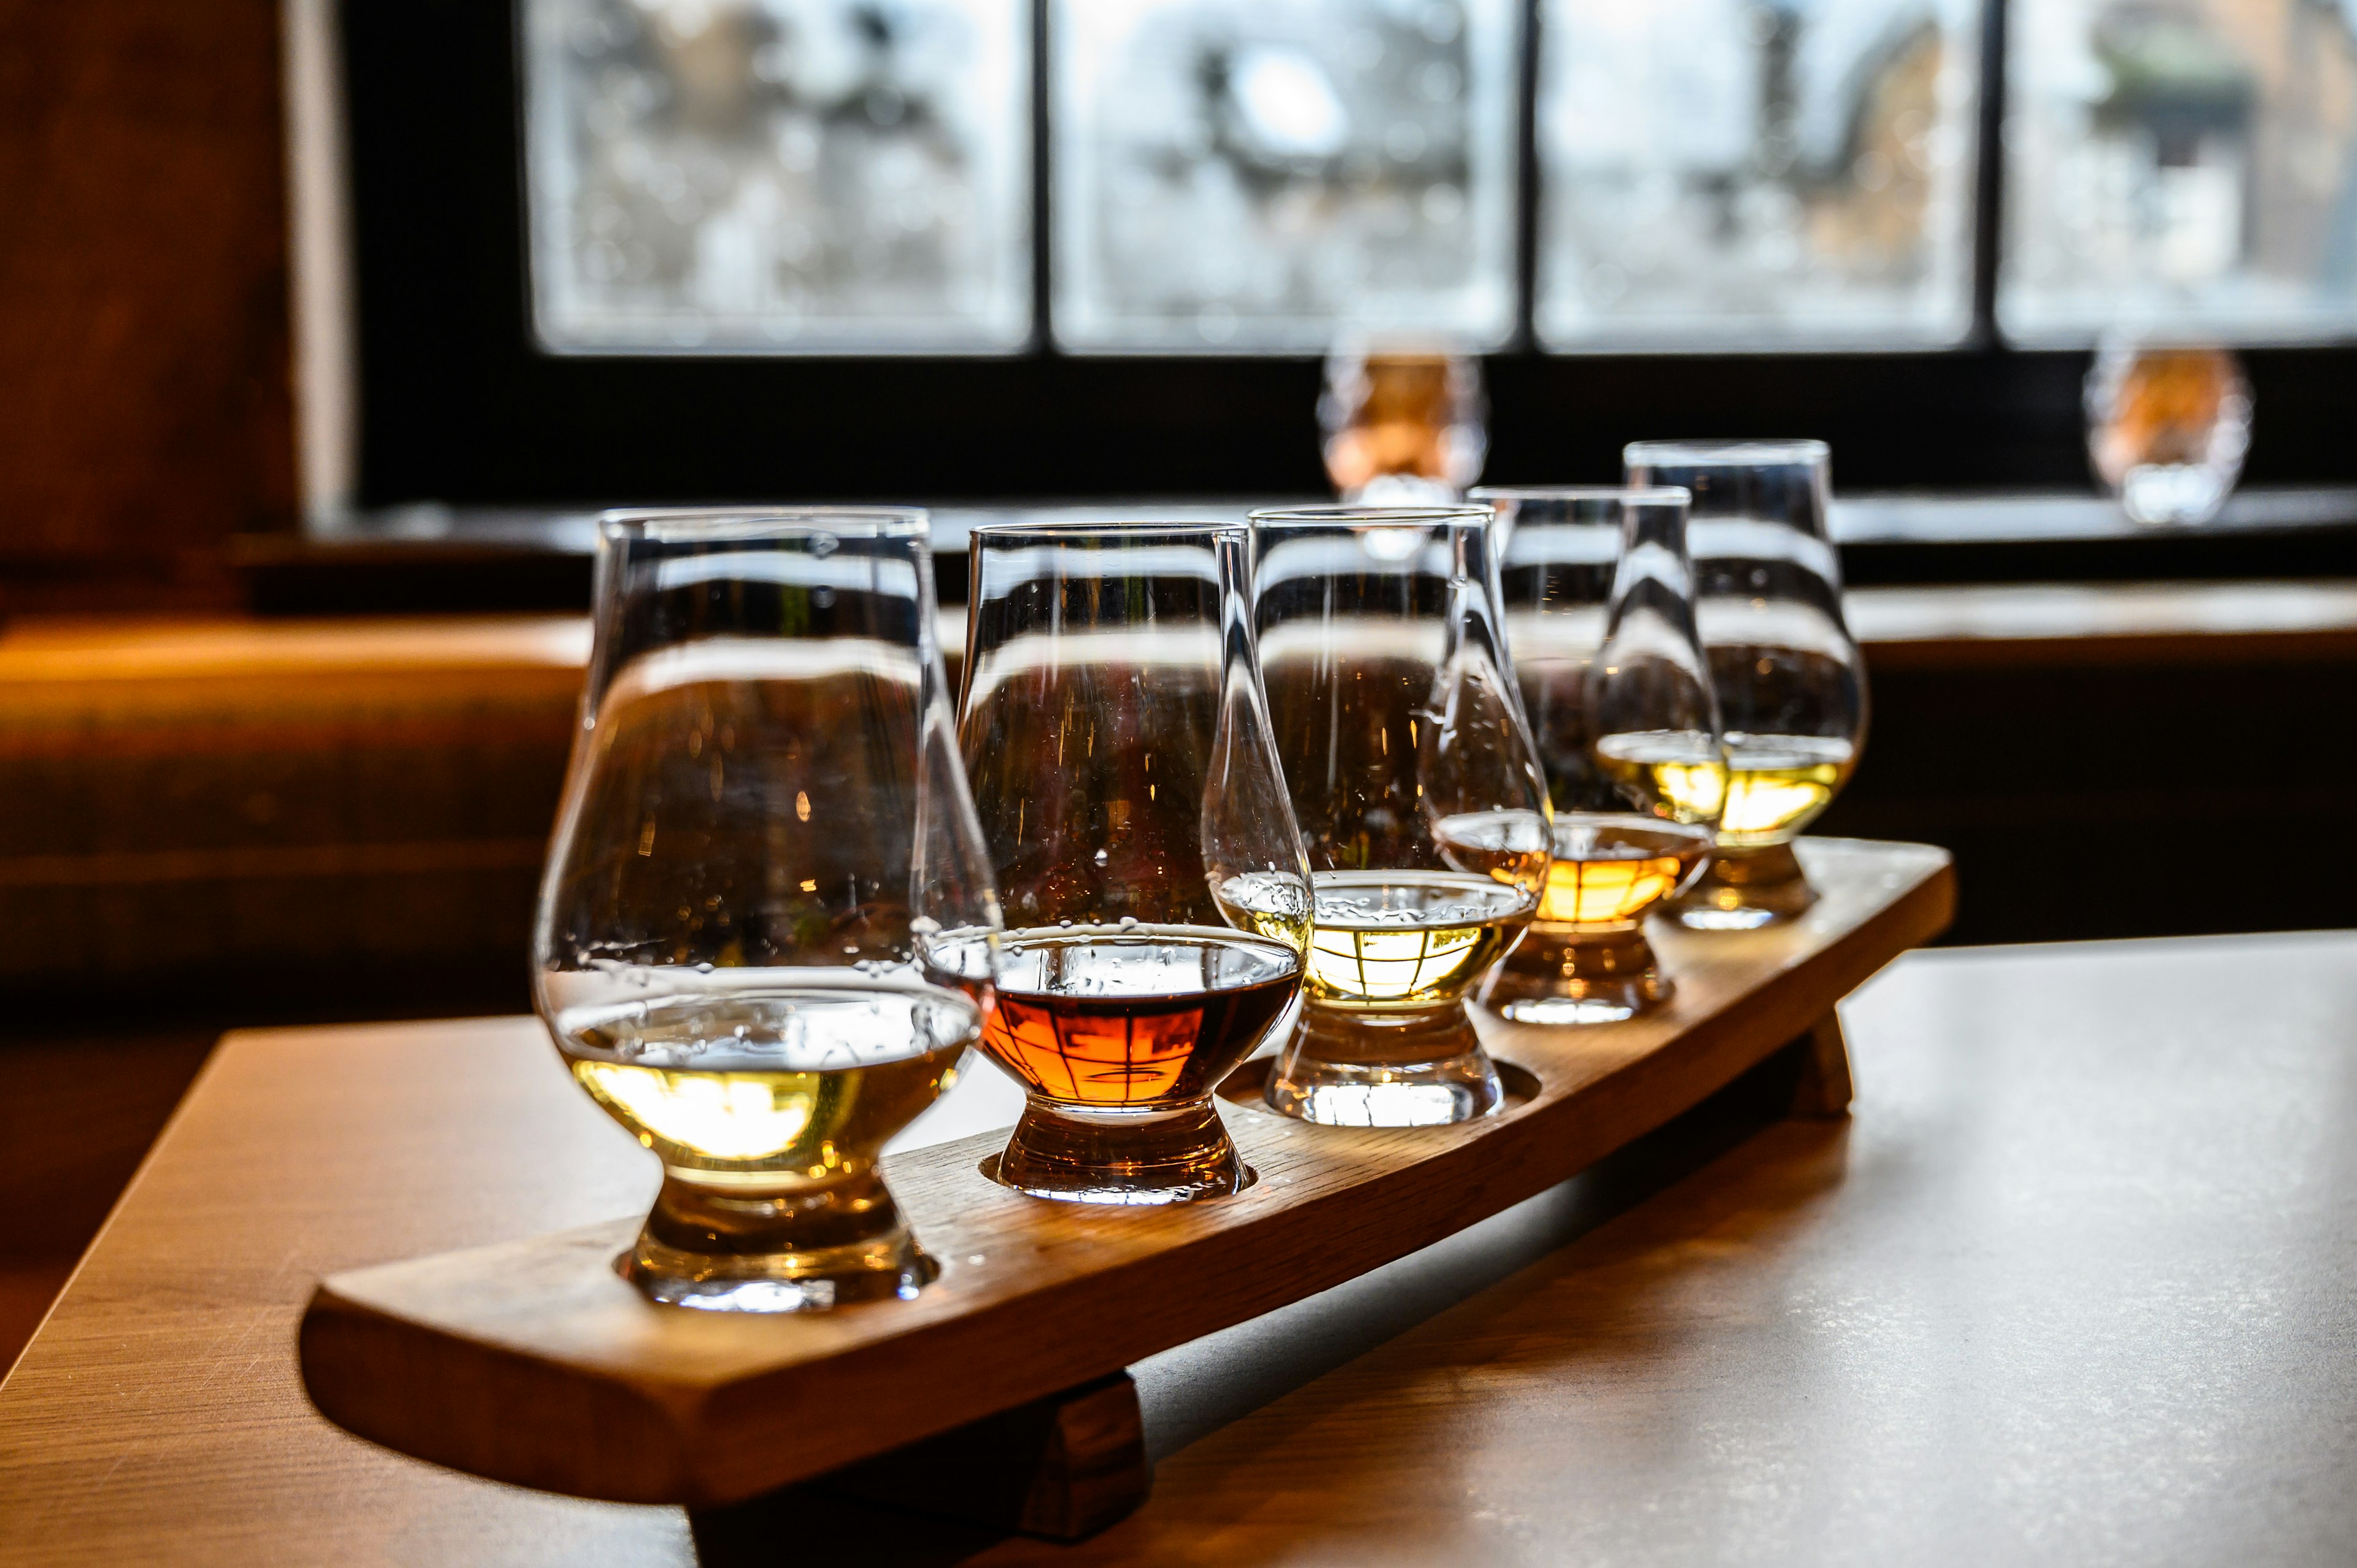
[
  {"xmin": 2084, "ymin": 340, "xmax": 2253, "ymax": 525},
  {"xmin": 1320, "ymin": 346, "xmax": 1488, "ymax": 502}
]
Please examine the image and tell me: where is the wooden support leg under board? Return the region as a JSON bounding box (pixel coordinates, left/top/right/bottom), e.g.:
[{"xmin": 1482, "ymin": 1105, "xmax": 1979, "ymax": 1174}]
[
  {"xmin": 795, "ymin": 1369, "xmax": 1151, "ymax": 1541},
  {"xmin": 1787, "ymin": 1011, "xmax": 1855, "ymax": 1119}
]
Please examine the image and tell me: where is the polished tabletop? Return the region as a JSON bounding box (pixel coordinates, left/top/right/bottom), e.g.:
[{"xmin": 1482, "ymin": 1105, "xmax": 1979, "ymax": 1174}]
[{"xmin": 4, "ymin": 931, "xmax": 2354, "ymax": 1566}]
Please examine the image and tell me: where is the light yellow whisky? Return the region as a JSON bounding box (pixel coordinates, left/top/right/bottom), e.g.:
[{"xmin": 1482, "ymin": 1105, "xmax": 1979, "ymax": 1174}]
[
  {"xmin": 1714, "ymin": 733, "xmax": 1854, "ymax": 845},
  {"xmin": 1592, "ymin": 728, "xmax": 1729, "ymax": 824},
  {"xmin": 557, "ymin": 986, "xmax": 977, "ymax": 1186},
  {"xmin": 1300, "ymin": 871, "xmax": 1535, "ymax": 1010},
  {"xmin": 1597, "ymin": 730, "xmax": 1853, "ymax": 848}
]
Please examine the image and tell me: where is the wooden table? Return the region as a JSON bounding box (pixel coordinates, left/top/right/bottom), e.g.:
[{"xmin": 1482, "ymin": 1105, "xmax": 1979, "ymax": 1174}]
[{"xmin": 6, "ymin": 929, "xmax": 2355, "ymax": 1564}]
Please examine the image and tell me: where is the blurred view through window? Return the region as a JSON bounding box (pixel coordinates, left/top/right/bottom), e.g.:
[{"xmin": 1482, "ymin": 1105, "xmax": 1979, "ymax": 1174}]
[
  {"xmin": 1051, "ymin": 0, "xmax": 1519, "ymax": 350},
  {"xmin": 525, "ymin": 0, "xmax": 1030, "ymax": 351},
  {"xmin": 518, "ymin": 0, "xmax": 2357, "ymax": 353},
  {"xmin": 2001, "ymin": 0, "xmax": 2357, "ymax": 341},
  {"xmin": 1536, "ymin": 0, "xmax": 1980, "ymax": 347}
]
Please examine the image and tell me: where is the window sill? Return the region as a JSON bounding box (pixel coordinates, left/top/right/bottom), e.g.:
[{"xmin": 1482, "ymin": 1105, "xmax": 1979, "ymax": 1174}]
[{"xmin": 222, "ymin": 487, "xmax": 2357, "ymax": 615}]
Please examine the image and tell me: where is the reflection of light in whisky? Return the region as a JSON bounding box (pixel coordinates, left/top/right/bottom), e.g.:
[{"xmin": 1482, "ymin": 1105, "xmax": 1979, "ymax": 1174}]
[
  {"xmin": 1541, "ymin": 857, "xmax": 1680, "ymax": 924},
  {"xmin": 1716, "ymin": 735, "xmax": 1852, "ymax": 845},
  {"xmin": 1304, "ymin": 871, "xmax": 1533, "ymax": 1008},
  {"xmin": 1536, "ymin": 816, "xmax": 1714, "ymax": 928},
  {"xmin": 573, "ymin": 1062, "xmax": 820, "ymax": 1160},
  {"xmin": 1593, "ymin": 728, "xmax": 1729, "ymax": 823},
  {"xmin": 958, "ymin": 926, "xmax": 1302, "ymax": 1107},
  {"xmin": 560, "ymin": 987, "xmax": 974, "ymax": 1176},
  {"xmin": 985, "ymin": 999, "xmax": 1200, "ymax": 1103},
  {"xmin": 1599, "ymin": 730, "xmax": 1852, "ymax": 848}
]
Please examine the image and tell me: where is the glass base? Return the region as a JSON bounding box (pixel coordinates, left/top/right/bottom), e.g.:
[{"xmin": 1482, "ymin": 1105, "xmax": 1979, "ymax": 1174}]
[
  {"xmin": 1264, "ymin": 1002, "xmax": 1503, "ymax": 1126},
  {"xmin": 987, "ymin": 1097, "xmax": 1250, "ymax": 1205},
  {"xmin": 619, "ymin": 1172, "xmax": 934, "ymax": 1313},
  {"xmin": 1668, "ymin": 843, "xmax": 1817, "ymax": 930},
  {"xmin": 1477, "ymin": 925, "xmax": 1670, "ymax": 1025}
]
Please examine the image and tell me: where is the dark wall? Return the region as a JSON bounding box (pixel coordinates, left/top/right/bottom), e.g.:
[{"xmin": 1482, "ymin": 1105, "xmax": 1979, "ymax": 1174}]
[
  {"xmin": 0, "ymin": 0, "xmax": 297, "ymax": 613},
  {"xmin": 1820, "ymin": 643, "xmax": 2356, "ymax": 948}
]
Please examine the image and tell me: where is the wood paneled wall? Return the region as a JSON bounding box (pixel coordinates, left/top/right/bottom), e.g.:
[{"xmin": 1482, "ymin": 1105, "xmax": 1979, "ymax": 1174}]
[
  {"xmin": 0, "ymin": 0, "xmax": 297, "ymax": 613},
  {"xmin": 0, "ymin": 617, "xmax": 589, "ymax": 1014}
]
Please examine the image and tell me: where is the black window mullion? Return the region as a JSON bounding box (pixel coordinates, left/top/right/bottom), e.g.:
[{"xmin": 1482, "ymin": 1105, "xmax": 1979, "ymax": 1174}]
[
  {"xmin": 1512, "ymin": 0, "xmax": 1544, "ymax": 355},
  {"xmin": 1969, "ymin": 0, "xmax": 2010, "ymax": 349},
  {"xmin": 1030, "ymin": 0, "xmax": 1055, "ymax": 356}
]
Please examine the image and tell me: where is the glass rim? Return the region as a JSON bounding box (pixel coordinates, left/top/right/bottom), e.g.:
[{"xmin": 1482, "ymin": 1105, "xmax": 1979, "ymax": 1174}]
[
  {"xmin": 966, "ymin": 517, "xmax": 1246, "ymax": 538},
  {"xmin": 598, "ymin": 505, "xmax": 931, "ymax": 543},
  {"xmin": 1470, "ymin": 485, "xmax": 1692, "ymax": 508},
  {"xmin": 1622, "ymin": 439, "xmax": 1829, "ymax": 466},
  {"xmin": 1248, "ymin": 504, "xmax": 1490, "ymax": 525}
]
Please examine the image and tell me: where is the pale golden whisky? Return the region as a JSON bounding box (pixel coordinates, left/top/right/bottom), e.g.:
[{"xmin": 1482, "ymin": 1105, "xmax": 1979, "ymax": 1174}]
[
  {"xmin": 558, "ymin": 986, "xmax": 977, "ymax": 1186},
  {"xmin": 1597, "ymin": 730, "xmax": 1853, "ymax": 848},
  {"xmin": 1535, "ymin": 814, "xmax": 1714, "ymax": 929},
  {"xmin": 1714, "ymin": 733, "xmax": 1854, "ymax": 845},
  {"xmin": 1592, "ymin": 728, "xmax": 1730, "ymax": 823},
  {"xmin": 1301, "ymin": 871, "xmax": 1535, "ymax": 1009}
]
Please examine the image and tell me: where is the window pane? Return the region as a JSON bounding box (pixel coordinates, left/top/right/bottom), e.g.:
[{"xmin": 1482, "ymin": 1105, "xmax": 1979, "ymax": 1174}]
[
  {"xmin": 1535, "ymin": 0, "xmax": 1981, "ymax": 350},
  {"xmin": 1051, "ymin": 0, "xmax": 1520, "ymax": 352},
  {"xmin": 524, "ymin": 0, "xmax": 1029, "ymax": 353},
  {"xmin": 2000, "ymin": 0, "xmax": 2357, "ymax": 342}
]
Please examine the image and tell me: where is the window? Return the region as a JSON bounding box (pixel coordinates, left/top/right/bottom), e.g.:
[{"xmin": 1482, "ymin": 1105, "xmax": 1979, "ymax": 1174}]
[
  {"xmin": 513, "ymin": 0, "xmax": 2357, "ymax": 353},
  {"xmin": 337, "ymin": 0, "xmax": 2357, "ymax": 507},
  {"xmin": 1536, "ymin": 0, "xmax": 1981, "ymax": 349},
  {"xmin": 2000, "ymin": 0, "xmax": 2357, "ymax": 342},
  {"xmin": 524, "ymin": 0, "xmax": 1031, "ymax": 351},
  {"xmin": 1051, "ymin": 0, "xmax": 1520, "ymax": 350}
]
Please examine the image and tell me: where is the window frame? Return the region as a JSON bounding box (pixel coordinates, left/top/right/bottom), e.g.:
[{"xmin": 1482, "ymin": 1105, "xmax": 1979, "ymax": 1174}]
[{"xmin": 337, "ymin": 0, "xmax": 2357, "ymax": 510}]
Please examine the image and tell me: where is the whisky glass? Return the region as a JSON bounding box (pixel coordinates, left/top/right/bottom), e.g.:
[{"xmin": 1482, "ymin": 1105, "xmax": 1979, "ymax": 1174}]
[
  {"xmin": 939, "ymin": 521, "xmax": 1310, "ymax": 1204},
  {"xmin": 1251, "ymin": 505, "xmax": 1552, "ymax": 1126},
  {"xmin": 1623, "ymin": 441, "xmax": 1867, "ymax": 929},
  {"xmin": 1474, "ymin": 487, "xmax": 1722, "ymax": 1024},
  {"xmin": 1320, "ymin": 345, "xmax": 1488, "ymax": 503},
  {"xmin": 533, "ymin": 508, "xmax": 999, "ymax": 1312},
  {"xmin": 2085, "ymin": 339, "xmax": 2252, "ymax": 525}
]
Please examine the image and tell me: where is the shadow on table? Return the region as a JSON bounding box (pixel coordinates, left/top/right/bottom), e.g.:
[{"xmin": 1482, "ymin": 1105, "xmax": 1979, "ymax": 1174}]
[
  {"xmin": 689, "ymin": 1488, "xmax": 1013, "ymax": 1567},
  {"xmin": 686, "ymin": 1037, "xmax": 1848, "ymax": 1568},
  {"xmin": 1004, "ymin": 1065, "xmax": 1855, "ymax": 1566},
  {"xmin": 1131, "ymin": 1035, "xmax": 1849, "ymax": 1464}
]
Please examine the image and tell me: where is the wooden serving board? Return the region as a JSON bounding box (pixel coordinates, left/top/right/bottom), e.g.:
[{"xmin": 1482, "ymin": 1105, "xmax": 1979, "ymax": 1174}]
[{"xmin": 300, "ymin": 838, "xmax": 1952, "ymax": 1510}]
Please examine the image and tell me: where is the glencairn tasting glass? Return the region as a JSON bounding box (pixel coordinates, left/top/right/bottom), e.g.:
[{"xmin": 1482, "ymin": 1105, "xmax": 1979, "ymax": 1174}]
[
  {"xmin": 1623, "ymin": 441, "xmax": 1867, "ymax": 928},
  {"xmin": 1474, "ymin": 488, "xmax": 1722, "ymax": 1024},
  {"xmin": 533, "ymin": 509, "xmax": 999, "ymax": 1312},
  {"xmin": 1250, "ymin": 505, "xmax": 1551, "ymax": 1126},
  {"xmin": 2085, "ymin": 339, "xmax": 2252, "ymax": 526},
  {"xmin": 1319, "ymin": 344, "xmax": 1489, "ymax": 503},
  {"xmin": 937, "ymin": 522, "xmax": 1310, "ymax": 1204}
]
